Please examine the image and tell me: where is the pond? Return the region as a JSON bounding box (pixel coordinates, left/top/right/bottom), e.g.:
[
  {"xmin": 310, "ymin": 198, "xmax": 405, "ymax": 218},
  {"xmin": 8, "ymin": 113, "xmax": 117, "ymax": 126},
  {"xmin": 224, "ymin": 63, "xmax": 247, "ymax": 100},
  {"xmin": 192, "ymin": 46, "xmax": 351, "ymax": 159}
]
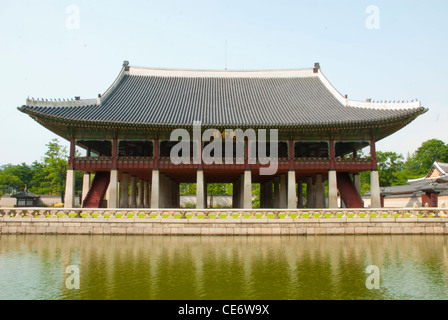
[{"xmin": 0, "ymin": 235, "xmax": 447, "ymax": 300}]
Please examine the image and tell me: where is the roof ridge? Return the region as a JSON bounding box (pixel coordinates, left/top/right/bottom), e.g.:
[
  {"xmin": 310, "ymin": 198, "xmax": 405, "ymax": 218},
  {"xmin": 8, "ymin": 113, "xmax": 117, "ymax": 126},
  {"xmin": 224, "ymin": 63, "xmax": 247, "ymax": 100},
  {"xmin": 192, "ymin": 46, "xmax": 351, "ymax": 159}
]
[{"xmin": 127, "ymin": 65, "xmax": 317, "ymax": 78}]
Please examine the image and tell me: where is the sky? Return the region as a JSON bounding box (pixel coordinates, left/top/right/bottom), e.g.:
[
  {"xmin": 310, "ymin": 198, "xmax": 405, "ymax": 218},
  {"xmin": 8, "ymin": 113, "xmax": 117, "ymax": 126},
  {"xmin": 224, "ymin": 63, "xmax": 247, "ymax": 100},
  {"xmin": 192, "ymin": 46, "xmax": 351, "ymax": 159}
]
[{"xmin": 0, "ymin": 0, "xmax": 447, "ymax": 164}]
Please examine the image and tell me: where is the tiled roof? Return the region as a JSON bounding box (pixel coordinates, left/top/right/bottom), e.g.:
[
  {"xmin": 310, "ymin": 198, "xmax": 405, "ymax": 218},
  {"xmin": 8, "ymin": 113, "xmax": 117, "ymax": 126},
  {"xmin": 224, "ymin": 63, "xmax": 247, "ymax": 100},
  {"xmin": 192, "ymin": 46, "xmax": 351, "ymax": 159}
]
[{"xmin": 18, "ymin": 62, "xmax": 427, "ymax": 130}]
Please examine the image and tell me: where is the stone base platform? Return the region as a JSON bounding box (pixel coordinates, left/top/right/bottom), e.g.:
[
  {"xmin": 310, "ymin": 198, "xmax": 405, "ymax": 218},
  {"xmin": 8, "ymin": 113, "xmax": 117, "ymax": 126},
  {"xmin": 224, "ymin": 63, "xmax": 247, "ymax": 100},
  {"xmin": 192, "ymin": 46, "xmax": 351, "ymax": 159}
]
[{"xmin": 1, "ymin": 216, "xmax": 448, "ymax": 235}]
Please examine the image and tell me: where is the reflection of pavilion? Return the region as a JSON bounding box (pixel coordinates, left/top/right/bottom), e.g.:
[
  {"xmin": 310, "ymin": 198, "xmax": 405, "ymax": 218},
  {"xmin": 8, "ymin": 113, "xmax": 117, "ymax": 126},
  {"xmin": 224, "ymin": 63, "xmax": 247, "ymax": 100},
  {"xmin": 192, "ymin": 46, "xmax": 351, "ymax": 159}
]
[
  {"xmin": 365, "ymin": 162, "xmax": 448, "ymax": 208},
  {"xmin": 19, "ymin": 61, "xmax": 426, "ymax": 209}
]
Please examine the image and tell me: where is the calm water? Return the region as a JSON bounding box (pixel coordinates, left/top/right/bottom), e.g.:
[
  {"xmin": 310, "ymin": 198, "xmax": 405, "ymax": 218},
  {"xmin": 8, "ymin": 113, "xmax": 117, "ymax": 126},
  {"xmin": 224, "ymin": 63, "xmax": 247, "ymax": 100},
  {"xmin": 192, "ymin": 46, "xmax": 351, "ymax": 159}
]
[{"xmin": 0, "ymin": 234, "xmax": 447, "ymax": 300}]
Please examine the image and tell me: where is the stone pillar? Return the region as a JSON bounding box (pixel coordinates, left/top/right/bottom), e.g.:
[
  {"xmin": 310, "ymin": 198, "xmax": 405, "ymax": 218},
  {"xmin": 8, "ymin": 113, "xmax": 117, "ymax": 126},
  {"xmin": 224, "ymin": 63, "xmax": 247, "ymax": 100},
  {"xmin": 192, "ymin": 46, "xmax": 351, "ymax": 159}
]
[
  {"xmin": 311, "ymin": 183, "xmax": 317, "ymax": 208},
  {"xmin": 150, "ymin": 169, "xmax": 159, "ymax": 208},
  {"xmin": 266, "ymin": 180, "xmax": 273, "ymax": 208},
  {"xmin": 175, "ymin": 182, "xmax": 180, "ymax": 208},
  {"xmin": 306, "ymin": 177, "xmax": 313, "ymax": 208},
  {"xmin": 239, "ymin": 175, "xmax": 244, "ymax": 208},
  {"xmin": 370, "ymin": 170, "xmax": 381, "ymax": 208},
  {"xmin": 232, "ymin": 180, "xmax": 238, "ymax": 208},
  {"xmin": 297, "ymin": 179, "xmax": 304, "ymax": 208},
  {"xmin": 148, "ymin": 181, "xmax": 152, "ymax": 207},
  {"xmin": 159, "ymin": 173, "xmax": 167, "ymax": 208},
  {"xmin": 64, "ymin": 169, "xmax": 76, "ymax": 208},
  {"xmin": 273, "ymin": 177, "xmax": 280, "ymax": 208},
  {"xmin": 328, "ymin": 170, "xmax": 338, "ymax": 208},
  {"xmin": 233, "ymin": 180, "xmax": 238, "ymax": 208},
  {"xmin": 196, "ymin": 169, "xmax": 205, "ymax": 209},
  {"xmin": 120, "ymin": 173, "xmax": 129, "ymax": 208},
  {"xmin": 108, "ymin": 169, "xmax": 119, "ymax": 208},
  {"xmin": 129, "ymin": 176, "xmax": 137, "ymax": 208},
  {"xmin": 259, "ymin": 182, "xmax": 266, "ymax": 208},
  {"xmin": 243, "ymin": 170, "xmax": 252, "ymax": 209},
  {"xmin": 315, "ymin": 174, "xmax": 324, "ymax": 208},
  {"xmin": 279, "ymin": 173, "xmax": 287, "ymax": 208},
  {"xmin": 137, "ymin": 179, "xmax": 144, "ymax": 208},
  {"xmin": 353, "ymin": 173, "xmax": 361, "ymax": 195},
  {"xmin": 287, "ymin": 171, "xmax": 296, "ymax": 209},
  {"xmin": 81, "ymin": 172, "xmax": 90, "ymax": 206}
]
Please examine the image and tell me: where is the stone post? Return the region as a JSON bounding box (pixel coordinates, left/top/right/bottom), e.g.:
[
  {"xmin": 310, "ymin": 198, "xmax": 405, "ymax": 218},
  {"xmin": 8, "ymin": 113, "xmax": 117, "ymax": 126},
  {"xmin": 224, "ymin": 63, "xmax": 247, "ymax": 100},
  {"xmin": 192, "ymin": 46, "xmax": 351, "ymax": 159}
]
[
  {"xmin": 129, "ymin": 175, "xmax": 137, "ymax": 208},
  {"xmin": 297, "ymin": 179, "xmax": 304, "ymax": 208},
  {"xmin": 279, "ymin": 173, "xmax": 287, "ymax": 208},
  {"xmin": 370, "ymin": 170, "xmax": 381, "ymax": 208},
  {"xmin": 196, "ymin": 169, "xmax": 205, "ymax": 209},
  {"xmin": 306, "ymin": 177, "xmax": 313, "ymax": 208},
  {"xmin": 120, "ymin": 173, "xmax": 129, "ymax": 208},
  {"xmin": 315, "ymin": 174, "xmax": 324, "ymax": 208},
  {"xmin": 328, "ymin": 170, "xmax": 338, "ymax": 208},
  {"xmin": 273, "ymin": 177, "xmax": 280, "ymax": 208},
  {"xmin": 243, "ymin": 170, "xmax": 252, "ymax": 209},
  {"xmin": 64, "ymin": 169, "xmax": 76, "ymax": 208},
  {"xmin": 108, "ymin": 169, "xmax": 119, "ymax": 208},
  {"xmin": 288, "ymin": 170, "xmax": 296, "ymax": 209},
  {"xmin": 137, "ymin": 179, "xmax": 144, "ymax": 208},
  {"xmin": 266, "ymin": 180, "xmax": 273, "ymax": 208},
  {"xmin": 150, "ymin": 169, "xmax": 159, "ymax": 208},
  {"xmin": 81, "ymin": 172, "xmax": 90, "ymax": 206}
]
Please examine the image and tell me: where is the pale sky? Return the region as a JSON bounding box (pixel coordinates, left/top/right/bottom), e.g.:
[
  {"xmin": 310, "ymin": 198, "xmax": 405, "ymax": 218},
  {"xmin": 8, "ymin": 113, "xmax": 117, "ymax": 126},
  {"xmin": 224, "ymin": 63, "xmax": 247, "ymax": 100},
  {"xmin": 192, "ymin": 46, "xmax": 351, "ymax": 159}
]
[{"xmin": 0, "ymin": 0, "xmax": 447, "ymax": 164}]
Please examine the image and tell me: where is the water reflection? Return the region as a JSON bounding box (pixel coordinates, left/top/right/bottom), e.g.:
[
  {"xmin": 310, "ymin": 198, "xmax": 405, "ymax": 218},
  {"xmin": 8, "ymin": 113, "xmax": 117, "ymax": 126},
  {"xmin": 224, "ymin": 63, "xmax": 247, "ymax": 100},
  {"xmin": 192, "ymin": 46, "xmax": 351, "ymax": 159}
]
[{"xmin": 0, "ymin": 235, "xmax": 447, "ymax": 300}]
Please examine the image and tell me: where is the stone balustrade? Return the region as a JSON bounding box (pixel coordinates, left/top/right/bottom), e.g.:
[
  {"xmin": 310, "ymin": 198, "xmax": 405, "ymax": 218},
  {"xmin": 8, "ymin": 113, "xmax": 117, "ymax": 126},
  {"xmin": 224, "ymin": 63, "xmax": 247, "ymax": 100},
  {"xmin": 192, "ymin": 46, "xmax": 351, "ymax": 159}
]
[
  {"xmin": 2, "ymin": 207, "xmax": 448, "ymax": 235},
  {"xmin": 1, "ymin": 207, "xmax": 447, "ymax": 219}
]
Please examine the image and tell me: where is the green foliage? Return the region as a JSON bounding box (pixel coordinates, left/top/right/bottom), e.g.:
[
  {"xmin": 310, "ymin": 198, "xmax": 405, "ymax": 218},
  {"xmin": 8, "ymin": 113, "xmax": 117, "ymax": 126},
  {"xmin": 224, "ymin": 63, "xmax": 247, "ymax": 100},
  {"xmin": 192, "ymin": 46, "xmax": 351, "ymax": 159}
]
[
  {"xmin": 359, "ymin": 139, "xmax": 448, "ymax": 195},
  {"xmin": 252, "ymin": 184, "xmax": 260, "ymax": 208},
  {"xmin": 405, "ymin": 139, "xmax": 448, "ymax": 176},
  {"xmin": 0, "ymin": 139, "xmax": 83, "ymax": 202},
  {"xmin": 376, "ymin": 151, "xmax": 405, "ymax": 187},
  {"xmin": 41, "ymin": 139, "xmax": 69, "ymax": 201}
]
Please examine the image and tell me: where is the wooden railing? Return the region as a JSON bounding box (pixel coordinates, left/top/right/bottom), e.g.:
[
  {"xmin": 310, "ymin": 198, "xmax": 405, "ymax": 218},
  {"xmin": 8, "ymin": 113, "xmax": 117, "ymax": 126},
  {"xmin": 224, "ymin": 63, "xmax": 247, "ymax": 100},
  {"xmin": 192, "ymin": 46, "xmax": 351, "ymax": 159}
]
[{"xmin": 73, "ymin": 156, "xmax": 372, "ymax": 170}]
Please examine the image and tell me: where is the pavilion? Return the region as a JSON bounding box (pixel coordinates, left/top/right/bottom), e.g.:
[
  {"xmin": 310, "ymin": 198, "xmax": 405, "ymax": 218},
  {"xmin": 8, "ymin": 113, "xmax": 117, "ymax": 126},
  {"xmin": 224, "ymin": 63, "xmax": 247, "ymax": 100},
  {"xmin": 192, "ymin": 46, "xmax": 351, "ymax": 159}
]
[
  {"xmin": 371, "ymin": 162, "xmax": 448, "ymax": 208},
  {"xmin": 18, "ymin": 61, "xmax": 427, "ymax": 209}
]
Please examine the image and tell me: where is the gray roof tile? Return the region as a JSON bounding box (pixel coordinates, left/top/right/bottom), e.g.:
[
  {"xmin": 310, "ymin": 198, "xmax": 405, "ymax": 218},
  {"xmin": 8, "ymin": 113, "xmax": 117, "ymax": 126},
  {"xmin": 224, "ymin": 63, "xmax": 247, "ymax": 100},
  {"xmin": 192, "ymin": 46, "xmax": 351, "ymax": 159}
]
[{"xmin": 19, "ymin": 64, "xmax": 427, "ymax": 130}]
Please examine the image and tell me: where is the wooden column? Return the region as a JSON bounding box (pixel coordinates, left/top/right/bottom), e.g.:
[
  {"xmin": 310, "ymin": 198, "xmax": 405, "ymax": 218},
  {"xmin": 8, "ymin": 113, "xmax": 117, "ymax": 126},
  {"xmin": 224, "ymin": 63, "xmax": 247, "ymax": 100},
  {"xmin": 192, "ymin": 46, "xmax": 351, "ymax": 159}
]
[
  {"xmin": 65, "ymin": 138, "xmax": 76, "ymax": 208},
  {"xmin": 153, "ymin": 137, "xmax": 159, "ymax": 169},
  {"xmin": 329, "ymin": 138, "xmax": 335, "ymax": 170},
  {"xmin": 370, "ymin": 138, "xmax": 377, "ymax": 170},
  {"xmin": 370, "ymin": 139, "xmax": 381, "ymax": 208},
  {"xmin": 289, "ymin": 137, "xmax": 294, "ymax": 170},
  {"xmin": 111, "ymin": 138, "xmax": 118, "ymax": 169},
  {"xmin": 68, "ymin": 138, "xmax": 76, "ymax": 169}
]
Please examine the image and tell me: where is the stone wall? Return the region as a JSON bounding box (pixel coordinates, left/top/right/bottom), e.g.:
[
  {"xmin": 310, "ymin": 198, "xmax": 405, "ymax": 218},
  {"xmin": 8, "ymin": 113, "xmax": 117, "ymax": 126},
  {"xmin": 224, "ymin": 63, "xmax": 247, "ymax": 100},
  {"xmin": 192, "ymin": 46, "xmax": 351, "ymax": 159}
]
[
  {"xmin": 1, "ymin": 208, "xmax": 447, "ymax": 235},
  {"xmin": 0, "ymin": 195, "xmax": 81, "ymax": 207}
]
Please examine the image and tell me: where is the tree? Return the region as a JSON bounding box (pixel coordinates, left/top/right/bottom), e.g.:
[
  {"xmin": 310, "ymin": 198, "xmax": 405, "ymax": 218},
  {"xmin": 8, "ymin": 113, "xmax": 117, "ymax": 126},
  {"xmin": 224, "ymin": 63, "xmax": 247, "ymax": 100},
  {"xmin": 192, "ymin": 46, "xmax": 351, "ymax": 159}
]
[
  {"xmin": 404, "ymin": 139, "xmax": 448, "ymax": 177},
  {"xmin": 0, "ymin": 170, "xmax": 22, "ymax": 195},
  {"xmin": 376, "ymin": 151, "xmax": 405, "ymax": 187},
  {"xmin": 41, "ymin": 139, "xmax": 69, "ymax": 202}
]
